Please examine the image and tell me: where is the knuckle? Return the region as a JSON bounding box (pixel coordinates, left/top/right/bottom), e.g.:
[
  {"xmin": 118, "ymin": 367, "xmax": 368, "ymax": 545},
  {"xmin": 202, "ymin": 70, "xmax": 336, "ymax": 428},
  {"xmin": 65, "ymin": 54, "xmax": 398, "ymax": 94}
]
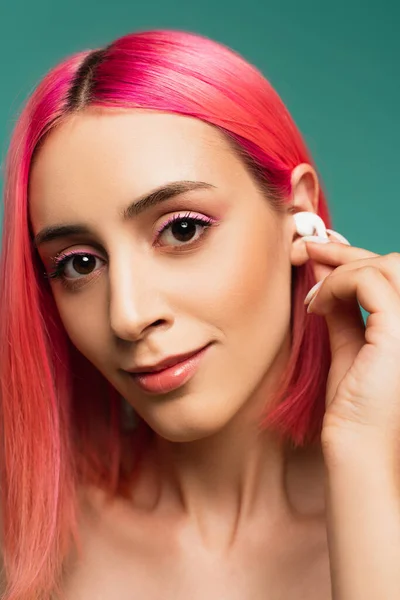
[
  {"xmin": 385, "ymin": 252, "xmax": 400, "ymax": 269},
  {"xmin": 326, "ymin": 265, "xmax": 343, "ymax": 279},
  {"xmin": 358, "ymin": 265, "xmax": 379, "ymax": 279}
]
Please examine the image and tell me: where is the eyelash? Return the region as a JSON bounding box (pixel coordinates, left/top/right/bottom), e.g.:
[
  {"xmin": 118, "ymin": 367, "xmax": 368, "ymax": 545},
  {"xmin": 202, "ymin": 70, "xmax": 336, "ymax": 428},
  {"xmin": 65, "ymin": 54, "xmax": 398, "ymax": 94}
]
[{"xmin": 45, "ymin": 212, "xmax": 217, "ymax": 285}]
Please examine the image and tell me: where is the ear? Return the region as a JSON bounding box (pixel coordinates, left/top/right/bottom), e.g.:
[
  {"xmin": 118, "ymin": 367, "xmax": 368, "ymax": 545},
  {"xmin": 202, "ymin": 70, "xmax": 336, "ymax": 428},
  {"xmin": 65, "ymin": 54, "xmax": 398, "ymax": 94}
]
[{"xmin": 288, "ymin": 163, "xmax": 320, "ymax": 267}]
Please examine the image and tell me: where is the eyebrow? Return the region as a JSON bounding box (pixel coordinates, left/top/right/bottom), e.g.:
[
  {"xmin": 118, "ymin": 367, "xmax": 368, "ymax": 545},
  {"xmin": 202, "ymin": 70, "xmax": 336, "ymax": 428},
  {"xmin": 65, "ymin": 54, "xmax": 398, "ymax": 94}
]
[{"xmin": 33, "ymin": 180, "xmax": 216, "ymax": 248}]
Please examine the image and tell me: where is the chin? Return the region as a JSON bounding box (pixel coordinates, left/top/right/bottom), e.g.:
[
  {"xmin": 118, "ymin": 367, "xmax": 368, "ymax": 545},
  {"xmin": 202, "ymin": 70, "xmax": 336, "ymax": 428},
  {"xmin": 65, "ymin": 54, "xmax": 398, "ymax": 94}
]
[
  {"xmin": 135, "ymin": 388, "xmax": 244, "ymax": 443},
  {"xmin": 145, "ymin": 415, "xmax": 229, "ymax": 444}
]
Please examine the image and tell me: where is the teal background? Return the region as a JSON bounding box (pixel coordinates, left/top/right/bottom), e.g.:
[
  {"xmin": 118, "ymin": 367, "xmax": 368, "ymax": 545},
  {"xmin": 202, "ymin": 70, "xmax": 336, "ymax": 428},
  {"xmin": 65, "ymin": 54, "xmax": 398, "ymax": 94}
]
[{"xmin": 0, "ymin": 0, "xmax": 399, "ymax": 259}]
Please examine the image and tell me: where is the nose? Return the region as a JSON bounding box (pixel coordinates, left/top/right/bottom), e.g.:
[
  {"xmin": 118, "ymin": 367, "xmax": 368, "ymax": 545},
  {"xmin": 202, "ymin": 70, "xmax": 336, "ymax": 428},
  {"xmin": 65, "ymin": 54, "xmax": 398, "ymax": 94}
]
[{"xmin": 108, "ymin": 259, "xmax": 173, "ymax": 342}]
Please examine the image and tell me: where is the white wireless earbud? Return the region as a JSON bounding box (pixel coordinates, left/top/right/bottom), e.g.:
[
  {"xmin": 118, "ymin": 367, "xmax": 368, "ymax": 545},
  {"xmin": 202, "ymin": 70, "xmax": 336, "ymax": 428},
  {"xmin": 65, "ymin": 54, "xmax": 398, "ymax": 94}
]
[{"xmin": 293, "ymin": 211, "xmax": 328, "ymax": 239}]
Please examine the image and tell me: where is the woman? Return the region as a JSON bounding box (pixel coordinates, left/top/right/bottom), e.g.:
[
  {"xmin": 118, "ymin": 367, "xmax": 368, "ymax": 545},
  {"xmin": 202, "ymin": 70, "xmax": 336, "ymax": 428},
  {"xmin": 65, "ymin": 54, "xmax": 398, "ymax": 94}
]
[{"xmin": 0, "ymin": 29, "xmax": 399, "ymax": 600}]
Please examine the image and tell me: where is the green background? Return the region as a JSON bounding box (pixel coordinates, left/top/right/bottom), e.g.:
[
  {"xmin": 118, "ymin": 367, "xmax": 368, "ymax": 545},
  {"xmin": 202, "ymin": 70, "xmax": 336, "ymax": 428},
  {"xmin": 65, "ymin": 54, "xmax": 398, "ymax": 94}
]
[{"xmin": 0, "ymin": 0, "xmax": 399, "ymax": 257}]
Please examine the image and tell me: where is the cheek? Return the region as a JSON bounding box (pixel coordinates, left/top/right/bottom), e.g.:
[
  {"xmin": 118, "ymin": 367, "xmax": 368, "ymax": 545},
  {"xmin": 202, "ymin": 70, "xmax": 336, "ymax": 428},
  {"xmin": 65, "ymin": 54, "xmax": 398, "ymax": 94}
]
[
  {"xmin": 171, "ymin": 219, "xmax": 291, "ymax": 333},
  {"xmin": 52, "ymin": 288, "xmax": 107, "ymax": 367}
]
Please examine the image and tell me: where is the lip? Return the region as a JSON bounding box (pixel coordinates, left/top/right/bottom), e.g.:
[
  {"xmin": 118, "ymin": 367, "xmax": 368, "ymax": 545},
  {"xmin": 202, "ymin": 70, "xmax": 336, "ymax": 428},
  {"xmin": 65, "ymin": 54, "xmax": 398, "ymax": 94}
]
[
  {"xmin": 125, "ymin": 346, "xmax": 209, "ymax": 374},
  {"xmin": 126, "ymin": 344, "xmax": 211, "ymax": 394}
]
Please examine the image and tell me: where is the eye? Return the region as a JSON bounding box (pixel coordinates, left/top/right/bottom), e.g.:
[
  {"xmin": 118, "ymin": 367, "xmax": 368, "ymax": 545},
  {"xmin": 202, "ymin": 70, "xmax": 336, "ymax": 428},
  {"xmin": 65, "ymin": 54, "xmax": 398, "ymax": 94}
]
[
  {"xmin": 155, "ymin": 212, "xmax": 216, "ymax": 247},
  {"xmin": 47, "ymin": 251, "xmax": 105, "ymax": 281}
]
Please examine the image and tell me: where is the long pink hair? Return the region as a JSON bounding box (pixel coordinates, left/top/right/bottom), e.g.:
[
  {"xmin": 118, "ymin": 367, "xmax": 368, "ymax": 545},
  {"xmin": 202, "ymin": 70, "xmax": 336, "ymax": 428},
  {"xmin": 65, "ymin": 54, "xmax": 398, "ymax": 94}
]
[{"xmin": 0, "ymin": 29, "xmax": 332, "ymax": 599}]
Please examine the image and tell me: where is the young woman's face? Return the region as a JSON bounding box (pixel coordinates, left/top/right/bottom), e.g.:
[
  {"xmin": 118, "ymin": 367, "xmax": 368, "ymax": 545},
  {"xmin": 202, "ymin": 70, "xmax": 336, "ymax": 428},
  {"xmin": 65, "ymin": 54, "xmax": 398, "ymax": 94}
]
[{"xmin": 29, "ymin": 109, "xmax": 295, "ymax": 441}]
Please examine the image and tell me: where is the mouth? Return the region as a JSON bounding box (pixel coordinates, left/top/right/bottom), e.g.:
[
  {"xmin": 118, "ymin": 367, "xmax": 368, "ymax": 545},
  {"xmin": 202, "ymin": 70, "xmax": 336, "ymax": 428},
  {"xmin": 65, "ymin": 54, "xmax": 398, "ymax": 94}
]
[
  {"xmin": 126, "ymin": 343, "xmax": 212, "ymax": 394},
  {"xmin": 126, "ymin": 346, "xmax": 209, "ymax": 374}
]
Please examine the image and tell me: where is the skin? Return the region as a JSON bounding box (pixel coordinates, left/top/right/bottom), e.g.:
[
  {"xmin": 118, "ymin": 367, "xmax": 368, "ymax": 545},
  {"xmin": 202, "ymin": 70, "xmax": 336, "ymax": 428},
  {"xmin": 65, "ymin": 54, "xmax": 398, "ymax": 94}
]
[{"xmin": 29, "ymin": 109, "xmax": 332, "ymax": 598}]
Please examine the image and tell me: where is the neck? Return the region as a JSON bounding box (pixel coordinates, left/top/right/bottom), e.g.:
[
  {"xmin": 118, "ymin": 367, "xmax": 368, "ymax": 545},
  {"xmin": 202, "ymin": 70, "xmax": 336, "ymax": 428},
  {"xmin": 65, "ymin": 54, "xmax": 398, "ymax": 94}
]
[
  {"xmin": 155, "ymin": 422, "xmax": 289, "ymax": 548},
  {"xmin": 131, "ymin": 336, "xmax": 325, "ymax": 550}
]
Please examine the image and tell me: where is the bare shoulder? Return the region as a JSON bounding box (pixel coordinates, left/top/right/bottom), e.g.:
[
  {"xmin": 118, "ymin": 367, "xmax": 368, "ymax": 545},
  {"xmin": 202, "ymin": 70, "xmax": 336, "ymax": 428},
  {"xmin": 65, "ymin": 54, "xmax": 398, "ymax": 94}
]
[
  {"xmin": 59, "ymin": 484, "xmax": 332, "ymax": 600},
  {"xmin": 58, "ymin": 485, "xmax": 176, "ymax": 600}
]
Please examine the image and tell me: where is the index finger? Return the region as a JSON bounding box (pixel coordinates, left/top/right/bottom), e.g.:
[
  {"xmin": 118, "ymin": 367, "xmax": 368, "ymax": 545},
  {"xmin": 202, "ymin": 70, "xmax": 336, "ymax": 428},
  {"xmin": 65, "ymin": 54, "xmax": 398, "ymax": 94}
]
[
  {"xmin": 305, "ymin": 239, "xmax": 380, "ymax": 268},
  {"xmin": 304, "ymin": 235, "xmax": 380, "ymax": 283}
]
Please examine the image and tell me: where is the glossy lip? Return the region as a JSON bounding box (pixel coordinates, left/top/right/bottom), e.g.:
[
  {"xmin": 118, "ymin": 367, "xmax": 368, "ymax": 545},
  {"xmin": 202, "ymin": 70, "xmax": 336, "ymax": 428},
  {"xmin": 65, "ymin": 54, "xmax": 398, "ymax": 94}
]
[
  {"xmin": 124, "ymin": 345, "xmax": 210, "ymax": 375},
  {"xmin": 126, "ymin": 344, "xmax": 212, "ymax": 394}
]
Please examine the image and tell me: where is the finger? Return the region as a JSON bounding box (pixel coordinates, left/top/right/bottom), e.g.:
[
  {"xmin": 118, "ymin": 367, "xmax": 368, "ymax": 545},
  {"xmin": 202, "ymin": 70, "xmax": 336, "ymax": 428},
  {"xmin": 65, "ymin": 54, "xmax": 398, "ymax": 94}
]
[
  {"xmin": 303, "ymin": 232, "xmax": 343, "ymax": 282},
  {"xmin": 309, "ymin": 268, "xmax": 400, "ymax": 409},
  {"xmin": 308, "ymin": 253, "xmax": 400, "ymax": 299},
  {"xmin": 323, "ymin": 301, "xmax": 366, "ymax": 409},
  {"xmin": 305, "ymin": 239, "xmax": 379, "ymax": 269},
  {"xmin": 309, "ymin": 267, "xmax": 400, "ymax": 412},
  {"xmin": 307, "ymin": 266, "xmax": 366, "ymax": 368},
  {"xmin": 308, "ymin": 265, "xmax": 400, "ymax": 330},
  {"xmin": 304, "ymin": 233, "xmax": 379, "ymax": 290}
]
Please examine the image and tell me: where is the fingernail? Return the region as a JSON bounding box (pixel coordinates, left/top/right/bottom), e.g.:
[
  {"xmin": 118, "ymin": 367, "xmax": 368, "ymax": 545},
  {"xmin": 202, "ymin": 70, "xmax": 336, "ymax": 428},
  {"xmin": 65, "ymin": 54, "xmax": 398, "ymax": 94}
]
[
  {"xmin": 307, "ymin": 296, "xmax": 318, "ymax": 313},
  {"xmin": 326, "ymin": 229, "xmax": 351, "ymax": 245},
  {"xmin": 304, "ymin": 280, "xmax": 323, "ymax": 305},
  {"xmin": 302, "ymin": 235, "xmax": 331, "ymax": 244}
]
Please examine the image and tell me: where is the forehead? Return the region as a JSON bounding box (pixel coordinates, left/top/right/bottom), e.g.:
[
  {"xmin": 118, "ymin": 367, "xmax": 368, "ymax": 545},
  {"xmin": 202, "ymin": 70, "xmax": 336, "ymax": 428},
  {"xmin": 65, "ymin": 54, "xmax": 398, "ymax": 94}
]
[{"xmin": 28, "ymin": 109, "xmax": 246, "ymax": 227}]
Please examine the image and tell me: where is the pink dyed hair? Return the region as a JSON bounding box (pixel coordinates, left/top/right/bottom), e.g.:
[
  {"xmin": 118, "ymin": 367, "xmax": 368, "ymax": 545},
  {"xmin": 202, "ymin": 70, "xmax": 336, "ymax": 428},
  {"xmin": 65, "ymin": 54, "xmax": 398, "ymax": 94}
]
[{"xmin": 0, "ymin": 29, "xmax": 332, "ymax": 599}]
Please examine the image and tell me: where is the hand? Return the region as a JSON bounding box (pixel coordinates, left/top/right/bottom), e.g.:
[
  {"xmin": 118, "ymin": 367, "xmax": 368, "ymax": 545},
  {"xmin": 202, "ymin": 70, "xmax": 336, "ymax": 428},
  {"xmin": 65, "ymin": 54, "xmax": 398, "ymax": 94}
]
[{"xmin": 303, "ymin": 234, "xmax": 400, "ymax": 456}]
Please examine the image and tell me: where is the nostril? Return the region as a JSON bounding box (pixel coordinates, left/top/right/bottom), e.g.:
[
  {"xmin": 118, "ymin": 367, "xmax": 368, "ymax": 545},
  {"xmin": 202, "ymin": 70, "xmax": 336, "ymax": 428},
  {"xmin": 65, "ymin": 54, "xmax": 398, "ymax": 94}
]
[{"xmin": 153, "ymin": 319, "xmax": 166, "ymax": 327}]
